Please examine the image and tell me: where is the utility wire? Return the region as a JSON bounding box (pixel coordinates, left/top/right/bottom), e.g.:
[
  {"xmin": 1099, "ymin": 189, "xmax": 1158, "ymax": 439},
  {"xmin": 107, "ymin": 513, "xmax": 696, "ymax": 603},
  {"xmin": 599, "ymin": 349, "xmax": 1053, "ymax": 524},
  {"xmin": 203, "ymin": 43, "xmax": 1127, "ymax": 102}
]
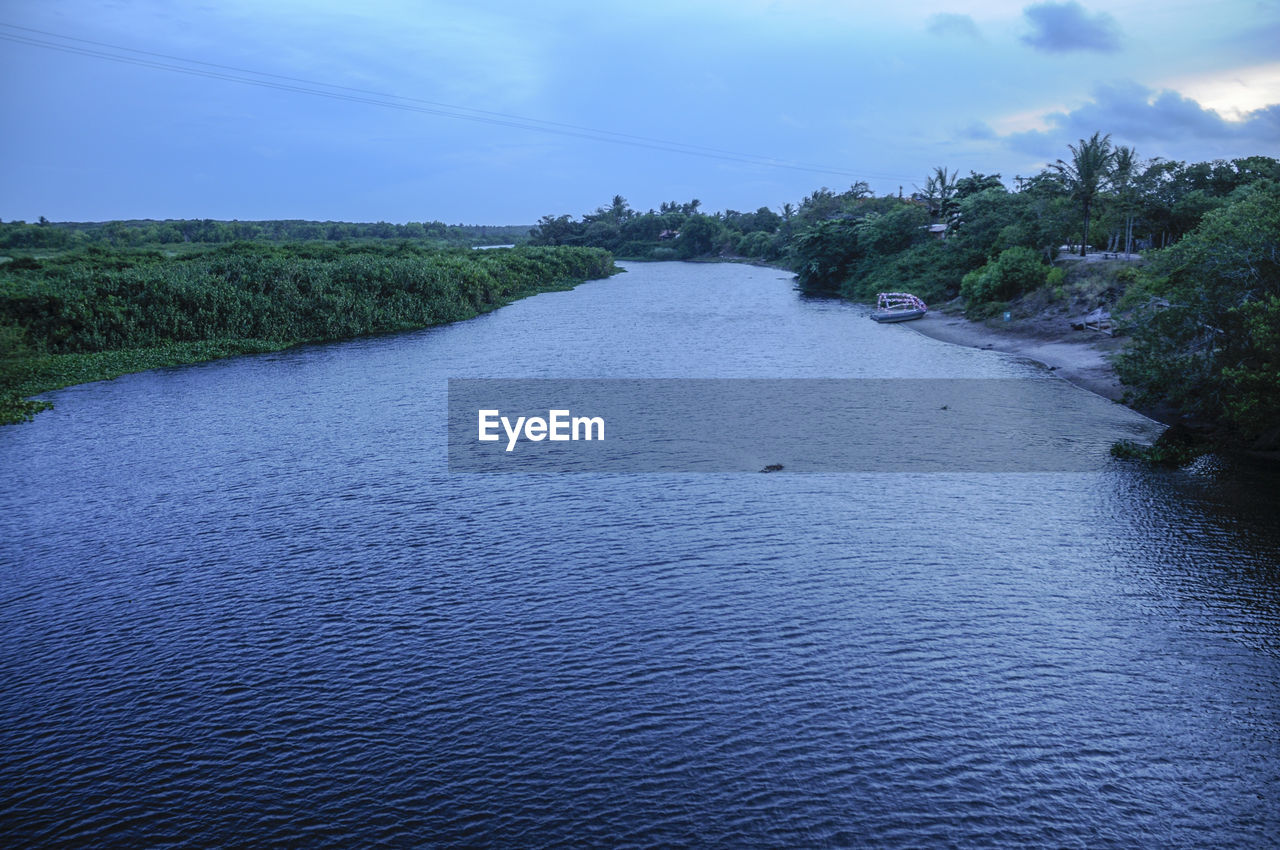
[{"xmin": 0, "ymin": 22, "xmax": 919, "ymax": 184}]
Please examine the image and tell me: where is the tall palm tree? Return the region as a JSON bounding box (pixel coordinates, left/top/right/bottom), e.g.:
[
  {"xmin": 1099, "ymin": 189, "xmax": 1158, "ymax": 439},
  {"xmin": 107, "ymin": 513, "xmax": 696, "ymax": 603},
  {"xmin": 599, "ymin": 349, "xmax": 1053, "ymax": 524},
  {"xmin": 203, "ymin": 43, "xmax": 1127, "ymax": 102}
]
[
  {"xmin": 920, "ymin": 166, "xmax": 958, "ymax": 221},
  {"xmin": 780, "ymin": 202, "xmax": 796, "ymax": 238},
  {"xmin": 1110, "ymin": 146, "xmax": 1138, "ymax": 255},
  {"xmin": 1053, "ymin": 132, "xmax": 1115, "ymax": 256}
]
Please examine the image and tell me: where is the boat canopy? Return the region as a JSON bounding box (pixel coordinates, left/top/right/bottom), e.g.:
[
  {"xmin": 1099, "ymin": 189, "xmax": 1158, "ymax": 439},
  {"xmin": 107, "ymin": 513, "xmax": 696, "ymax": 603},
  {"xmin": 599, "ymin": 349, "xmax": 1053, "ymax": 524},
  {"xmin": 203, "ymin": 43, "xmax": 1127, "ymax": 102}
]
[{"xmin": 876, "ymin": 292, "xmax": 928, "ymax": 313}]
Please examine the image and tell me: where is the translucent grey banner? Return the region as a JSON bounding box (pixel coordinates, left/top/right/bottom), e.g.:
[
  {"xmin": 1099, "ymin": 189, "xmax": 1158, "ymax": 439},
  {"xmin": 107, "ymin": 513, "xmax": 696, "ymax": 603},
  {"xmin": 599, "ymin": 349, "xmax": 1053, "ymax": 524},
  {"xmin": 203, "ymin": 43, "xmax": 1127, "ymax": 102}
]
[{"xmin": 447, "ymin": 379, "xmax": 1161, "ymax": 473}]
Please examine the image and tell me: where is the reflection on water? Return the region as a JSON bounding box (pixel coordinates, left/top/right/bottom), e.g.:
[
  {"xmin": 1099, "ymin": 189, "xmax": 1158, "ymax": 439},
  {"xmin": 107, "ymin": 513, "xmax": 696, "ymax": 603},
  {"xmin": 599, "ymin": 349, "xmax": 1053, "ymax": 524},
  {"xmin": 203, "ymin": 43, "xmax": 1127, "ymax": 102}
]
[{"xmin": 1, "ymin": 262, "xmax": 1277, "ymax": 847}]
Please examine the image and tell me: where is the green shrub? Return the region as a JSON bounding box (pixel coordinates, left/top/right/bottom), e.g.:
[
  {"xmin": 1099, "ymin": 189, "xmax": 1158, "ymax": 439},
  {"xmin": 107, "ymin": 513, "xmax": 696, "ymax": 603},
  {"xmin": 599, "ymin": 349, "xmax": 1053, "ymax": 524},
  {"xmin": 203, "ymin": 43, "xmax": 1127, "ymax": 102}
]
[
  {"xmin": 1, "ymin": 242, "xmax": 618, "ymax": 424},
  {"xmin": 737, "ymin": 231, "xmax": 773, "ymax": 258},
  {"xmin": 960, "ymin": 246, "xmax": 1050, "ymax": 304},
  {"xmin": 1115, "ymin": 180, "xmax": 1280, "ymax": 443},
  {"xmin": 1111, "ymin": 423, "xmax": 1207, "ymax": 466}
]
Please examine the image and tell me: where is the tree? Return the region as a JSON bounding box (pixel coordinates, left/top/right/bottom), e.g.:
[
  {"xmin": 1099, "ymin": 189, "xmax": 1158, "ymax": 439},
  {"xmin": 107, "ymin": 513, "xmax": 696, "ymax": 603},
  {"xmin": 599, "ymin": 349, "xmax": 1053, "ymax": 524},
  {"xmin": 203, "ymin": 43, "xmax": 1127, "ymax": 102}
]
[
  {"xmin": 1052, "ymin": 132, "xmax": 1115, "ymax": 256},
  {"xmin": 1110, "ymin": 145, "xmax": 1139, "ymax": 255},
  {"xmin": 750, "ymin": 206, "xmax": 782, "ymax": 233},
  {"xmin": 596, "ymin": 195, "xmax": 633, "ymax": 224},
  {"xmin": 528, "ymin": 214, "xmax": 583, "ymax": 246},
  {"xmin": 1115, "ymin": 180, "xmax": 1280, "ymax": 445},
  {"xmin": 920, "ymin": 166, "xmax": 959, "ymax": 221},
  {"xmin": 848, "ymin": 181, "xmax": 873, "ymax": 200},
  {"xmin": 675, "ymin": 214, "xmax": 721, "ymax": 258},
  {"xmin": 798, "ymin": 188, "xmax": 841, "ymax": 223},
  {"xmin": 954, "ymin": 172, "xmax": 1004, "ymax": 201},
  {"xmin": 791, "ymin": 218, "xmax": 862, "ymax": 291},
  {"xmin": 853, "ymin": 204, "xmax": 929, "ymax": 257}
]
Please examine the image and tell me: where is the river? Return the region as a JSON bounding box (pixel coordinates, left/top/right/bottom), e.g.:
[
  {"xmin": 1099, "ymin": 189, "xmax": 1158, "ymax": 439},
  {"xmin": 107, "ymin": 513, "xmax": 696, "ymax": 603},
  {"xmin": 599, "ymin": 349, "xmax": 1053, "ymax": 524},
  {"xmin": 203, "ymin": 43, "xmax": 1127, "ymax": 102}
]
[{"xmin": 2, "ymin": 261, "xmax": 1277, "ymax": 847}]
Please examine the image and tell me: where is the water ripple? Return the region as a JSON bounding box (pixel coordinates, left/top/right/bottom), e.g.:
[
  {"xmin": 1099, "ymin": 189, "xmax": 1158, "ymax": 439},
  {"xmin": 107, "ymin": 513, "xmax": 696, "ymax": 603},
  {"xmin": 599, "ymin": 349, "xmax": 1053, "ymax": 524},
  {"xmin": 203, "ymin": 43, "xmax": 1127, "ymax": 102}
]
[{"xmin": 2, "ymin": 264, "xmax": 1278, "ymax": 847}]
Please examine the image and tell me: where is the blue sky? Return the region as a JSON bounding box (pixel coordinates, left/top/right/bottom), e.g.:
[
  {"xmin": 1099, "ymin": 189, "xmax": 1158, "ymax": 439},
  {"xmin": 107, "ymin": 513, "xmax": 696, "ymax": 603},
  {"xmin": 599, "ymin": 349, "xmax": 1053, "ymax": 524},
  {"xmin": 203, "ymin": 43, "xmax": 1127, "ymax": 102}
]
[{"xmin": 1, "ymin": 0, "xmax": 1276, "ymax": 223}]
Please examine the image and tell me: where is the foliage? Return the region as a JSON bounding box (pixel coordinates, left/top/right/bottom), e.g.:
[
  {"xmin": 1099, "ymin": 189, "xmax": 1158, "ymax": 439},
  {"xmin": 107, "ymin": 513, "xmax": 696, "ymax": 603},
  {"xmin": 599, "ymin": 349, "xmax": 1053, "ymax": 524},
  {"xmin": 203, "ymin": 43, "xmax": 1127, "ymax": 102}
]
[
  {"xmin": 1110, "ymin": 435, "xmax": 1204, "ymax": 467},
  {"xmin": 0, "ymin": 395, "xmax": 52, "ymax": 423},
  {"xmin": 791, "ymin": 218, "xmax": 862, "ymax": 291},
  {"xmin": 920, "ymin": 166, "xmax": 959, "ymax": 220},
  {"xmin": 0, "ymin": 218, "xmax": 529, "ymax": 251},
  {"xmin": 1052, "ymin": 132, "xmax": 1115, "ymax": 256},
  {"xmin": 529, "ymin": 195, "xmax": 785, "ymax": 261},
  {"xmin": 960, "ymin": 246, "xmax": 1050, "ymax": 305},
  {"xmin": 953, "ymin": 172, "xmax": 1005, "ymax": 201},
  {"xmin": 676, "ymin": 215, "xmax": 725, "ymax": 259},
  {"xmin": 1, "ymin": 242, "xmax": 617, "ymax": 424},
  {"xmin": 850, "ymin": 241, "xmax": 965, "ymax": 304},
  {"xmin": 1115, "ymin": 180, "xmax": 1280, "ymax": 444}
]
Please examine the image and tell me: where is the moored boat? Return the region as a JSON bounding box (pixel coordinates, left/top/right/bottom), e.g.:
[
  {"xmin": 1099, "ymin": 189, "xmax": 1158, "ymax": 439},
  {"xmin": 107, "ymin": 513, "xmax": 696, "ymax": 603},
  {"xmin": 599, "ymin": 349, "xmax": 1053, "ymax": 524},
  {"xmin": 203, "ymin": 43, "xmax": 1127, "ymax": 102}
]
[{"xmin": 870, "ymin": 292, "xmax": 927, "ymax": 323}]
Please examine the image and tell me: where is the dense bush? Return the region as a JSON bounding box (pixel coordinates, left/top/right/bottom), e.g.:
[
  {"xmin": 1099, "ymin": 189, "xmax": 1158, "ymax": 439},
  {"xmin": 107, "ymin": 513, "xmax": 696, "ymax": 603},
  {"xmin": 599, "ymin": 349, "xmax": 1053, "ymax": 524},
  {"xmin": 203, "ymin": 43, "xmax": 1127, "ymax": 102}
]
[
  {"xmin": 1115, "ymin": 180, "xmax": 1280, "ymax": 445},
  {"xmin": 0, "ymin": 242, "xmax": 615, "ymax": 356},
  {"xmin": 1, "ymin": 242, "xmax": 617, "ymax": 423},
  {"xmin": 0, "ymin": 218, "xmax": 529, "ymax": 250},
  {"xmin": 960, "ymin": 247, "xmax": 1050, "ymax": 305}
]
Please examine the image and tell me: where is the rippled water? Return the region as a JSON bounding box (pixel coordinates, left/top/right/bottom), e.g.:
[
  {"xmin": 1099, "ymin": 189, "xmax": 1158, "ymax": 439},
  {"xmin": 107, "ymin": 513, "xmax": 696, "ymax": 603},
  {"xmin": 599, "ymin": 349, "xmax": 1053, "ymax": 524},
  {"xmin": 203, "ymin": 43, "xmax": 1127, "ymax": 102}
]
[{"xmin": 2, "ymin": 262, "xmax": 1278, "ymax": 847}]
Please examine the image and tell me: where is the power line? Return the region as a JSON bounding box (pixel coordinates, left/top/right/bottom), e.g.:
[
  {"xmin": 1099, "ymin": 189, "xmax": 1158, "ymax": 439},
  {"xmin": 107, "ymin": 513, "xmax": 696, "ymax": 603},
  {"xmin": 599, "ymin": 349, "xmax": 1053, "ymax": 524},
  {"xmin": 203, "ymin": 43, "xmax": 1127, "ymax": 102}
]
[{"xmin": 0, "ymin": 22, "xmax": 920, "ymax": 184}]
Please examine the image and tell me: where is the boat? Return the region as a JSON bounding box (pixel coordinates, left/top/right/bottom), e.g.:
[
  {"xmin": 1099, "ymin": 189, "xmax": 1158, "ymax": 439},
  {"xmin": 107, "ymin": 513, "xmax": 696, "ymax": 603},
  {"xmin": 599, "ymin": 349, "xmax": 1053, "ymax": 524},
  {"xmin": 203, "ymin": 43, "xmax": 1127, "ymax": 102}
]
[{"xmin": 870, "ymin": 292, "xmax": 927, "ymax": 323}]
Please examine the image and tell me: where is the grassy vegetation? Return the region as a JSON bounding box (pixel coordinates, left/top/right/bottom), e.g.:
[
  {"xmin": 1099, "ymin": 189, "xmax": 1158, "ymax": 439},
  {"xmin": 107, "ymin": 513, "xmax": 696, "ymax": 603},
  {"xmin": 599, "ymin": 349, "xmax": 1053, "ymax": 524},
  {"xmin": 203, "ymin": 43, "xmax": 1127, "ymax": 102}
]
[
  {"xmin": 1, "ymin": 241, "xmax": 617, "ymax": 424},
  {"xmin": 0, "ymin": 218, "xmax": 532, "ymax": 252}
]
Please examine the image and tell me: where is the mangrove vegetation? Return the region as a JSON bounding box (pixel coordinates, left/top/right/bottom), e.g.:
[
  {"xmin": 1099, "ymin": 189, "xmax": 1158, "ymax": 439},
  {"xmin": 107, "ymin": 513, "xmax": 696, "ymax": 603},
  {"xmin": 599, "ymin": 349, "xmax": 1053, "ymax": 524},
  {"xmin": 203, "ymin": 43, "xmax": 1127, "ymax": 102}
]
[{"xmin": 0, "ymin": 241, "xmax": 615, "ymax": 423}]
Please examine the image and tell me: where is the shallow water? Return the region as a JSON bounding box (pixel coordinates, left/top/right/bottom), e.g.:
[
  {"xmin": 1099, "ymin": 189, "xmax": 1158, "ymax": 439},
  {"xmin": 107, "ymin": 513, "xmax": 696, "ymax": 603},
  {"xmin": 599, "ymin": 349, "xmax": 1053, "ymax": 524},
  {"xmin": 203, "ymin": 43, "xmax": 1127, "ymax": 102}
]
[{"xmin": 2, "ymin": 262, "xmax": 1278, "ymax": 847}]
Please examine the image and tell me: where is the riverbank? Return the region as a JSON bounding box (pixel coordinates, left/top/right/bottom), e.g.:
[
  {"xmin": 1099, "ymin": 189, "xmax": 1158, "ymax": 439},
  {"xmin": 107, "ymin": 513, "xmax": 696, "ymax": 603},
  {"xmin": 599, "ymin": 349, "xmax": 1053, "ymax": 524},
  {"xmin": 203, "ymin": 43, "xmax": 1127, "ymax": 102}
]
[
  {"xmin": 905, "ymin": 307, "xmax": 1280, "ymax": 468},
  {"xmin": 902, "ymin": 308, "xmax": 1159, "ymax": 416},
  {"xmin": 1, "ymin": 243, "xmax": 618, "ymax": 424},
  {"xmin": 0, "ymin": 272, "xmax": 610, "ymax": 426}
]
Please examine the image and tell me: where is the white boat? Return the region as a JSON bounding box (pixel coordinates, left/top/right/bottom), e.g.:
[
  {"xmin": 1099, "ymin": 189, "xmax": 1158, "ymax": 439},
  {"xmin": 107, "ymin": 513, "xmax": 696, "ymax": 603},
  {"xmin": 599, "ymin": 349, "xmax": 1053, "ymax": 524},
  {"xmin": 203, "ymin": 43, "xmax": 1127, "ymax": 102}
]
[{"xmin": 870, "ymin": 292, "xmax": 927, "ymax": 323}]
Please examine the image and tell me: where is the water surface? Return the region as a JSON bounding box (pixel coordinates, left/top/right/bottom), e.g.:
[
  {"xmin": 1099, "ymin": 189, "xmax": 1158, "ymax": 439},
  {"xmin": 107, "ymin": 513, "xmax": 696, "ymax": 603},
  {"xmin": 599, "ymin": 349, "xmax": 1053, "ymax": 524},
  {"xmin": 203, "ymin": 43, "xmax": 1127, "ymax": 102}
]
[{"xmin": 2, "ymin": 262, "xmax": 1278, "ymax": 847}]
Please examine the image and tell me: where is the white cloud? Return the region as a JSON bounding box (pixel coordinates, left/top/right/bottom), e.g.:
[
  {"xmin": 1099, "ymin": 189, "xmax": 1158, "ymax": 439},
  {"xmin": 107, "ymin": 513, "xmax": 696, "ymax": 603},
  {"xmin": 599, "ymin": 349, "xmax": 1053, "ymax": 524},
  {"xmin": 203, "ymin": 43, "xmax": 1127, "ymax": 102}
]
[
  {"xmin": 1003, "ymin": 81, "xmax": 1279, "ymax": 161},
  {"xmin": 1162, "ymin": 62, "xmax": 1280, "ymax": 121}
]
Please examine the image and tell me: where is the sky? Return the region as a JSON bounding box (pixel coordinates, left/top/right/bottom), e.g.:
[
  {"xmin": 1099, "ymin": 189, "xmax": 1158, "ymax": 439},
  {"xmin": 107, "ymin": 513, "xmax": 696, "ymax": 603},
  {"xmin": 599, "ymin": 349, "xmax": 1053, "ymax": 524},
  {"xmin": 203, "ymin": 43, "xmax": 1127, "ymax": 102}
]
[{"xmin": 1, "ymin": 0, "xmax": 1276, "ymax": 224}]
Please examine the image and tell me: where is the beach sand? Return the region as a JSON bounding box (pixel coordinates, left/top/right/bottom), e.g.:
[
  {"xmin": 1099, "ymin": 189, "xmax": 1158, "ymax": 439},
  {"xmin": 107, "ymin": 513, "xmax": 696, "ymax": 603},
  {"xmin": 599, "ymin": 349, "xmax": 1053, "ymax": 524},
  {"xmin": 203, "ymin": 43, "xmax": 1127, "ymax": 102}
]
[{"xmin": 904, "ymin": 311, "xmax": 1133, "ymax": 407}]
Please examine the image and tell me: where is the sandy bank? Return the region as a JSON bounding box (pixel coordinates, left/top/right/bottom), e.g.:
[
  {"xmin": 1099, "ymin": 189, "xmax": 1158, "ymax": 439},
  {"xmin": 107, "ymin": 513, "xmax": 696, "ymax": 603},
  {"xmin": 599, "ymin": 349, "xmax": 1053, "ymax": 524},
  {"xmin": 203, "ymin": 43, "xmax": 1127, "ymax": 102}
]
[{"xmin": 904, "ymin": 310, "xmax": 1133, "ymax": 407}]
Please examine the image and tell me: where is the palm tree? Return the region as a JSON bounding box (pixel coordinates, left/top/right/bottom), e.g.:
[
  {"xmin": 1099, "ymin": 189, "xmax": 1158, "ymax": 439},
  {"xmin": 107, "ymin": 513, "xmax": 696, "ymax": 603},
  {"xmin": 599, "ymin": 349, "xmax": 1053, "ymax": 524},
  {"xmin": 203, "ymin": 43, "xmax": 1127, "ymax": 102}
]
[
  {"xmin": 607, "ymin": 194, "xmax": 632, "ymax": 223},
  {"xmin": 1110, "ymin": 146, "xmax": 1138, "ymax": 255},
  {"xmin": 920, "ymin": 166, "xmax": 958, "ymax": 221},
  {"xmin": 1053, "ymin": 132, "xmax": 1115, "ymax": 256}
]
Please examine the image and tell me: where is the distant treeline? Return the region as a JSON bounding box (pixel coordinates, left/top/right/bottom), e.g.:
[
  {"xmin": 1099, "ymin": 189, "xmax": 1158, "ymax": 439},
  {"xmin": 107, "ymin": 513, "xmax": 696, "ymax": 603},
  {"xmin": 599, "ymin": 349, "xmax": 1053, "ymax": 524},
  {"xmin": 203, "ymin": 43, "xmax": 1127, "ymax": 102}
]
[
  {"xmin": 530, "ymin": 146, "xmax": 1280, "ymax": 449},
  {"xmin": 0, "ymin": 218, "xmax": 531, "ymax": 251},
  {"xmin": 530, "ymin": 197, "xmax": 791, "ymax": 263},
  {"xmin": 0, "ymin": 241, "xmax": 615, "ymax": 422},
  {"xmin": 530, "ymin": 155, "xmax": 1279, "ymax": 300}
]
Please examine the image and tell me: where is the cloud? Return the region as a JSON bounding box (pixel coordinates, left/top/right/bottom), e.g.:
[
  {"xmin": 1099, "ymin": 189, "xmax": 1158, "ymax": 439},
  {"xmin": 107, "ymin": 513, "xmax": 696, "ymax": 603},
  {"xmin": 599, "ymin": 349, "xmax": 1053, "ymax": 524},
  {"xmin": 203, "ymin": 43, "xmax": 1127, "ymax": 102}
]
[
  {"xmin": 1164, "ymin": 62, "xmax": 1280, "ymax": 120},
  {"xmin": 1020, "ymin": 1, "xmax": 1121, "ymax": 53},
  {"xmin": 961, "ymin": 121, "xmax": 997, "ymax": 140},
  {"xmin": 1224, "ymin": 15, "xmax": 1280, "ymax": 64},
  {"xmin": 1004, "ymin": 81, "xmax": 1280, "ymax": 160},
  {"xmin": 927, "ymin": 13, "xmax": 981, "ymax": 40}
]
